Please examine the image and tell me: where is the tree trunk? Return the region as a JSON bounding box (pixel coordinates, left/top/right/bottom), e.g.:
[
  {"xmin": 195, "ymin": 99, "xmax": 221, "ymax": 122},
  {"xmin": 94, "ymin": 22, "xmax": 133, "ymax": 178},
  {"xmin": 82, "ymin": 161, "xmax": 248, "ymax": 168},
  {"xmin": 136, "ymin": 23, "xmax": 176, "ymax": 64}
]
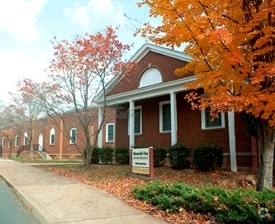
[
  {"xmin": 84, "ymin": 145, "xmax": 93, "ymax": 166},
  {"xmin": 257, "ymin": 121, "xmax": 274, "ymax": 191},
  {"xmin": 30, "ymin": 139, "xmax": 34, "ymax": 160},
  {"xmin": 8, "ymin": 143, "xmax": 12, "ymax": 159}
]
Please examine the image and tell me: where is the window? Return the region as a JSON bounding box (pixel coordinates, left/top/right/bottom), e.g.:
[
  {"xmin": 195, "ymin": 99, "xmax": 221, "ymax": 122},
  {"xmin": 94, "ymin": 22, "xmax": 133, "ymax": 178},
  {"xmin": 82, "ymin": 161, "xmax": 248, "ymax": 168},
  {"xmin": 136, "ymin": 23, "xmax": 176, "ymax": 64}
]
[
  {"xmin": 134, "ymin": 106, "xmax": 142, "ymax": 134},
  {"xmin": 106, "ymin": 123, "xmax": 114, "ymax": 142},
  {"xmin": 201, "ymin": 108, "xmax": 225, "ymax": 129},
  {"xmin": 15, "ymin": 135, "xmax": 19, "ymax": 147},
  {"xmin": 139, "ymin": 68, "xmax": 162, "ymax": 87},
  {"xmin": 159, "ymin": 101, "xmax": 171, "ymax": 132},
  {"xmin": 50, "ymin": 128, "xmax": 55, "ymax": 145},
  {"xmin": 2, "ymin": 137, "xmax": 5, "ymax": 147},
  {"xmin": 128, "ymin": 106, "xmax": 142, "ymax": 135},
  {"xmin": 70, "ymin": 128, "xmax": 77, "ymax": 144},
  {"xmin": 23, "ymin": 132, "xmax": 28, "ymax": 146}
]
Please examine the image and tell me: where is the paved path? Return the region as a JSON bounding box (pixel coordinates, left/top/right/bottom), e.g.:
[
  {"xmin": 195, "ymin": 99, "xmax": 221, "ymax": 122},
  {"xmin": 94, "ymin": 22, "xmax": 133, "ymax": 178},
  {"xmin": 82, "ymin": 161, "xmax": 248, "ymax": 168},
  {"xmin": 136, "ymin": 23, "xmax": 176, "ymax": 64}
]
[{"xmin": 0, "ymin": 158, "xmax": 166, "ymax": 224}]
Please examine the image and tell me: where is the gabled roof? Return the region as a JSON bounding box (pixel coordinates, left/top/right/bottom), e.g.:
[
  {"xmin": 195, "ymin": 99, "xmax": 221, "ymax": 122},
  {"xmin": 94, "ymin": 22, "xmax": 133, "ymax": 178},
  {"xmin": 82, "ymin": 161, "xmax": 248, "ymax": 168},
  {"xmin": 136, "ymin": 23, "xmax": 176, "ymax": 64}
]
[
  {"xmin": 94, "ymin": 43, "xmax": 194, "ymax": 105},
  {"xmin": 130, "ymin": 43, "xmax": 192, "ymax": 63}
]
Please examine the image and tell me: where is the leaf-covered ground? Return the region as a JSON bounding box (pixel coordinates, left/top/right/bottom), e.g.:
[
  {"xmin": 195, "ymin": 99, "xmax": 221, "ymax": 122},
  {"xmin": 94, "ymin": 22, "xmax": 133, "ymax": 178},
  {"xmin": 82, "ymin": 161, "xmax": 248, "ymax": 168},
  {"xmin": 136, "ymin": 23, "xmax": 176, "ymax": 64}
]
[{"xmin": 39, "ymin": 164, "xmax": 257, "ymax": 224}]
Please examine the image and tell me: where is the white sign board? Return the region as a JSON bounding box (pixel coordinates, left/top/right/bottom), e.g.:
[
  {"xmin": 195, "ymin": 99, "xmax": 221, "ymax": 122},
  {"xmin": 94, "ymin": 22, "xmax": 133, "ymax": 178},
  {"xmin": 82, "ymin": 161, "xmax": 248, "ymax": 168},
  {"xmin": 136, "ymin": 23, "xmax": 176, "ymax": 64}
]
[{"xmin": 132, "ymin": 148, "xmax": 149, "ymax": 168}]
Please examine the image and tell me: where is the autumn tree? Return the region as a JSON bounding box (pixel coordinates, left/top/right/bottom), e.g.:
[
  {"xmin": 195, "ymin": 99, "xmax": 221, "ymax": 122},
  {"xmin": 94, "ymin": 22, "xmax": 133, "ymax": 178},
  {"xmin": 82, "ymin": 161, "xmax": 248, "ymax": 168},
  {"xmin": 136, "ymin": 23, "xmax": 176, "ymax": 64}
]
[
  {"xmin": 43, "ymin": 26, "xmax": 134, "ymax": 166},
  {"xmin": 0, "ymin": 106, "xmax": 21, "ymax": 158},
  {"xmin": 137, "ymin": 0, "xmax": 275, "ymax": 190},
  {"xmin": 8, "ymin": 78, "xmax": 45, "ymax": 160},
  {"xmin": 0, "ymin": 108, "xmax": 12, "ymax": 158}
]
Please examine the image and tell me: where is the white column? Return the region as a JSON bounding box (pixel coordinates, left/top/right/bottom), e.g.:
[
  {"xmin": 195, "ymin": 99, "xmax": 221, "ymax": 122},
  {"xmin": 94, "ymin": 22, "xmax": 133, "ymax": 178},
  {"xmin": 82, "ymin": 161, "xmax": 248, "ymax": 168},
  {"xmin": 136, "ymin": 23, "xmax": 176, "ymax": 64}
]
[
  {"xmin": 97, "ymin": 106, "xmax": 103, "ymax": 148},
  {"xmin": 129, "ymin": 100, "xmax": 135, "ymax": 149},
  {"xmin": 170, "ymin": 92, "xmax": 177, "ymax": 145},
  {"xmin": 228, "ymin": 111, "xmax": 237, "ymax": 172}
]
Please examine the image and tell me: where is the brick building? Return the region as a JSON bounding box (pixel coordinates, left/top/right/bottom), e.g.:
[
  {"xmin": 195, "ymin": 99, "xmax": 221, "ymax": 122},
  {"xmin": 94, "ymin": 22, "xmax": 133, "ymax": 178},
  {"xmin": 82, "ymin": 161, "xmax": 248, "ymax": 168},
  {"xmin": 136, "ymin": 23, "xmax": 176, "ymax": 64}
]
[
  {"xmin": 95, "ymin": 43, "xmax": 256, "ymax": 171},
  {"xmin": 0, "ymin": 43, "xmax": 256, "ymax": 170}
]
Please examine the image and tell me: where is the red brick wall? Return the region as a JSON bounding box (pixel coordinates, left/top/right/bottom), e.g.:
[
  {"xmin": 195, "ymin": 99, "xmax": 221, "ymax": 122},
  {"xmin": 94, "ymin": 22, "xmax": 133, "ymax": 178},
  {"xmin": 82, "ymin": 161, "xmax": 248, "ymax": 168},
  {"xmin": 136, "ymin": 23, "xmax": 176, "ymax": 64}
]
[
  {"xmin": 0, "ymin": 106, "xmax": 120, "ymax": 159},
  {"xmin": 114, "ymin": 93, "xmax": 253, "ymax": 167},
  {"xmin": 108, "ymin": 52, "xmax": 189, "ymax": 96}
]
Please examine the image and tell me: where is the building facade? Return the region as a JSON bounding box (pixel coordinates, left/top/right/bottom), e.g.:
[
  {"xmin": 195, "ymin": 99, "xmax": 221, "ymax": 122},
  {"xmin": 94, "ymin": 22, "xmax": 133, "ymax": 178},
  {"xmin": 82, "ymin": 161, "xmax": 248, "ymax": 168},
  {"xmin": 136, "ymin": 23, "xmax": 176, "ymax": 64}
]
[{"xmin": 0, "ymin": 44, "xmax": 256, "ymax": 170}]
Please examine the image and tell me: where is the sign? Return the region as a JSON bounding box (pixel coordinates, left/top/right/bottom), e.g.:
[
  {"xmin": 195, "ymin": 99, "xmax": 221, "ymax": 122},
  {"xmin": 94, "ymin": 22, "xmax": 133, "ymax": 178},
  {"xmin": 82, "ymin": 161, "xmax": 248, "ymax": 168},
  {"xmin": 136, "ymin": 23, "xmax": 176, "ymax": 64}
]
[
  {"xmin": 132, "ymin": 148, "xmax": 149, "ymax": 167},
  {"xmin": 131, "ymin": 147, "xmax": 154, "ymax": 178}
]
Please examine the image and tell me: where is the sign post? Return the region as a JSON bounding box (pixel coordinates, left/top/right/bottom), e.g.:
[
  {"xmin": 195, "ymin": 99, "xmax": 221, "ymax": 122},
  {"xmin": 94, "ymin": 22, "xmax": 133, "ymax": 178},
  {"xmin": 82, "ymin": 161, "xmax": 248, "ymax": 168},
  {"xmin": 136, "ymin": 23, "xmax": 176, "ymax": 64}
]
[{"xmin": 130, "ymin": 147, "xmax": 154, "ymax": 178}]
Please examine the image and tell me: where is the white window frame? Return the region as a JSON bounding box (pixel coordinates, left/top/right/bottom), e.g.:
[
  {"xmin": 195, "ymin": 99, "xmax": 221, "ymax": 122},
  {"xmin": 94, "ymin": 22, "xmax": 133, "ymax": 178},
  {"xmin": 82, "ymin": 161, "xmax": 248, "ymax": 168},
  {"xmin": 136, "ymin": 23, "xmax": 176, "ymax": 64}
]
[
  {"xmin": 23, "ymin": 132, "xmax": 28, "ymax": 146},
  {"xmin": 106, "ymin": 123, "xmax": 115, "ymax": 142},
  {"xmin": 15, "ymin": 135, "xmax": 19, "ymax": 147},
  {"xmin": 2, "ymin": 137, "xmax": 5, "ymax": 147},
  {"xmin": 201, "ymin": 109, "xmax": 225, "ymax": 129},
  {"xmin": 159, "ymin": 100, "xmax": 171, "ymax": 133},
  {"xmin": 70, "ymin": 128, "xmax": 77, "ymax": 144},
  {"xmin": 128, "ymin": 106, "xmax": 142, "ymax": 135},
  {"xmin": 134, "ymin": 106, "xmax": 142, "ymax": 135},
  {"xmin": 50, "ymin": 128, "xmax": 55, "ymax": 145}
]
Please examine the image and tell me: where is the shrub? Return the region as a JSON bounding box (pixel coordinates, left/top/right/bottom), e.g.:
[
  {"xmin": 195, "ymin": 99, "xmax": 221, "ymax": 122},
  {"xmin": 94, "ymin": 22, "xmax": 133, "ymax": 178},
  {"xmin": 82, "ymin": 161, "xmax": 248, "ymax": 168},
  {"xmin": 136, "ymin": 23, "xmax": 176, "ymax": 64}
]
[
  {"xmin": 133, "ymin": 181, "xmax": 275, "ymax": 223},
  {"xmin": 114, "ymin": 145, "xmax": 129, "ymax": 164},
  {"xmin": 167, "ymin": 142, "xmax": 191, "ymax": 169},
  {"xmin": 192, "ymin": 143, "xmax": 223, "ymax": 171},
  {"xmin": 83, "ymin": 146, "xmax": 100, "ymax": 164},
  {"xmin": 131, "ymin": 144, "xmax": 144, "ymax": 148},
  {"xmin": 153, "ymin": 145, "xmax": 167, "ymax": 167},
  {"xmin": 99, "ymin": 146, "xmax": 114, "ymax": 164},
  {"xmin": 91, "ymin": 147, "xmax": 100, "ymax": 164}
]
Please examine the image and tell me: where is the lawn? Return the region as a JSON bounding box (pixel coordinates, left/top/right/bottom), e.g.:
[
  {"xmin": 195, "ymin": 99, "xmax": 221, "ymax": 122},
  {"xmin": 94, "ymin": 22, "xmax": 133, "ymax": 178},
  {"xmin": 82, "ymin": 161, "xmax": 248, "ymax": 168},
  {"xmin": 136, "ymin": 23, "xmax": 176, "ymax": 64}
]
[{"xmin": 38, "ymin": 163, "xmax": 258, "ymax": 224}]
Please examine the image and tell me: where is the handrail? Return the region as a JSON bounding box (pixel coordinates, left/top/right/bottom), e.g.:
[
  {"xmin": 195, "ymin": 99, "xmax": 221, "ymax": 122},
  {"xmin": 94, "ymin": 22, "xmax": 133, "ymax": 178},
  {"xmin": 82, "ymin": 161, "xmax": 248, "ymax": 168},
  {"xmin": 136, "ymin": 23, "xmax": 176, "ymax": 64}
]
[{"xmin": 16, "ymin": 144, "xmax": 49, "ymax": 157}]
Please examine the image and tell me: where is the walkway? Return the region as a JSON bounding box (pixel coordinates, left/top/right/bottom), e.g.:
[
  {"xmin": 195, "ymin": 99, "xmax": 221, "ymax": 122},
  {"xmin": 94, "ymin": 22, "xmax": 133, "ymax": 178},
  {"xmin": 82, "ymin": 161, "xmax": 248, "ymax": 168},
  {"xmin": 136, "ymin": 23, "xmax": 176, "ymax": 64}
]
[{"xmin": 0, "ymin": 158, "xmax": 166, "ymax": 224}]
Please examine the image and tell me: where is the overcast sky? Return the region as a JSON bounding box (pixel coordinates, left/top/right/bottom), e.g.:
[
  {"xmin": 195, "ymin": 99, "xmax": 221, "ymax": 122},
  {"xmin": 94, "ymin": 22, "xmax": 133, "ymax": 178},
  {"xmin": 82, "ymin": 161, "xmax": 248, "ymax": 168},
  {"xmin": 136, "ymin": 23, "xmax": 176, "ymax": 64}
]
[{"xmin": 0, "ymin": 0, "xmax": 157, "ymax": 104}]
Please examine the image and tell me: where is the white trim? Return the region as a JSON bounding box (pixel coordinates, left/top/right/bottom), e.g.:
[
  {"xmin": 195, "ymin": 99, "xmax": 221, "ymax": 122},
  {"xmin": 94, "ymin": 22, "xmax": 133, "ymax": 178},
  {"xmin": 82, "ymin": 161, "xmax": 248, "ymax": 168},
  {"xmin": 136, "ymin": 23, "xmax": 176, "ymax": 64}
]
[
  {"xmin": 2, "ymin": 137, "xmax": 4, "ymax": 147},
  {"xmin": 128, "ymin": 106, "xmax": 142, "ymax": 135},
  {"xmin": 23, "ymin": 132, "xmax": 28, "ymax": 146},
  {"xmin": 15, "ymin": 135, "xmax": 19, "ymax": 147},
  {"xmin": 139, "ymin": 68, "xmax": 162, "ymax": 88},
  {"xmin": 201, "ymin": 110, "xmax": 225, "ymax": 129},
  {"xmin": 106, "ymin": 123, "xmax": 115, "ymax": 142},
  {"xmin": 96, "ymin": 76, "xmax": 196, "ymax": 106},
  {"xmin": 228, "ymin": 111, "xmax": 237, "ymax": 172},
  {"xmin": 94, "ymin": 44, "xmax": 192, "ymax": 103},
  {"xmin": 70, "ymin": 128, "xmax": 77, "ymax": 144},
  {"xmin": 159, "ymin": 100, "xmax": 171, "ymax": 133},
  {"xmin": 130, "ymin": 43, "xmax": 192, "ymax": 63},
  {"xmin": 50, "ymin": 128, "xmax": 55, "ymax": 145}
]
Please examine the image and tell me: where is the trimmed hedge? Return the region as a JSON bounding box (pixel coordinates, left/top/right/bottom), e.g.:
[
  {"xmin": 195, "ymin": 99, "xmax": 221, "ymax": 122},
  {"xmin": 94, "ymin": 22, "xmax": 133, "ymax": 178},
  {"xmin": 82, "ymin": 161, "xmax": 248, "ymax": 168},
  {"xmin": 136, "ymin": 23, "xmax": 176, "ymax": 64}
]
[
  {"xmin": 114, "ymin": 145, "xmax": 129, "ymax": 164},
  {"xmin": 167, "ymin": 142, "xmax": 191, "ymax": 169},
  {"xmin": 91, "ymin": 147, "xmax": 100, "ymax": 164},
  {"xmin": 192, "ymin": 143, "xmax": 223, "ymax": 171},
  {"xmin": 99, "ymin": 146, "xmax": 114, "ymax": 164},
  {"xmin": 153, "ymin": 145, "xmax": 167, "ymax": 167}
]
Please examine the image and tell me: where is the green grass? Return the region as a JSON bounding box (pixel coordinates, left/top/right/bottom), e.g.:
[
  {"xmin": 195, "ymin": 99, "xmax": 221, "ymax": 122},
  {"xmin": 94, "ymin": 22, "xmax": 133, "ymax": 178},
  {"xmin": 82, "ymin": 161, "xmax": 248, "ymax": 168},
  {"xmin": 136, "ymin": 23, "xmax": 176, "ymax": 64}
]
[{"xmin": 12, "ymin": 157, "xmax": 83, "ymax": 164}]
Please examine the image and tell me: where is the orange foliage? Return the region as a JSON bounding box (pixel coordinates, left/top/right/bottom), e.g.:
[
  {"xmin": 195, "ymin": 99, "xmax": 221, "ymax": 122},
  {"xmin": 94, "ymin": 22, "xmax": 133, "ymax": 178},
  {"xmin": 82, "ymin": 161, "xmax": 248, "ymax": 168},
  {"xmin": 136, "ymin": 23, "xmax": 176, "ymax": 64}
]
[{"xmin": 137, "ymin": 0, "xmax": 275, "ymax": 126}]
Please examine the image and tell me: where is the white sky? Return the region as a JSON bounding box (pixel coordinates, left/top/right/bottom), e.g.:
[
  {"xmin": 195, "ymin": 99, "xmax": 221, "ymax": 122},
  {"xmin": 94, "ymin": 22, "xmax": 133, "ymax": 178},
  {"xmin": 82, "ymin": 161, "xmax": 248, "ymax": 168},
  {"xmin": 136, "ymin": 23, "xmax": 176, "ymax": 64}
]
[{"xmin": 0, "ymin": 0, "xmax": 157, "ymax": 104}]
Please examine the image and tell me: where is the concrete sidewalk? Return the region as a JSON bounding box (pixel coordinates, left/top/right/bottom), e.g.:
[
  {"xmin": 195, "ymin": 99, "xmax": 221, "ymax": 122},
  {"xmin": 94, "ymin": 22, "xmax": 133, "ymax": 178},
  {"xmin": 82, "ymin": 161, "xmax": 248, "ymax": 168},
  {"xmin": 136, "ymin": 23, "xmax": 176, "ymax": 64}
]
[{"xmin": 0, "ymin": 158, "xmax": 166, "ymax": 224}]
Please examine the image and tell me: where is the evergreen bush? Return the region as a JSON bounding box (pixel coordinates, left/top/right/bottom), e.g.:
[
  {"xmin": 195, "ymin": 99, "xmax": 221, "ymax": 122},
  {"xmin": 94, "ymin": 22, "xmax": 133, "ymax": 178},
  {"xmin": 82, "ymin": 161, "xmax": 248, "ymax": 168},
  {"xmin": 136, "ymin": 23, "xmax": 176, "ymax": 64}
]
[
  {"xmin": 167, "ymin": 142, "xmax": 191, "ymax": 169},
  {"xmin": 114, "ymin": 145, "xmax": 129, "ymax": 164},
  {"xmin": 133, "ymin": 181, "xmax": 275, "ymax": 223},
  {"xmin": 99, "ymin": 146, "xmax": 114, "ymax": 164},
  {"xmin": 192, "ymin": 143, "xmax": 223, "ymax": 171},
  {"xmin": 91, "ymin": 146, "xmax": 100, "ymax": 164},
  {"xmin": 84, "ymin": 146, "xmax": 100, "ymax": 164},
  {"xmin": 153, "ymin": 145, "xmax": 167, "ymax": 167}
]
